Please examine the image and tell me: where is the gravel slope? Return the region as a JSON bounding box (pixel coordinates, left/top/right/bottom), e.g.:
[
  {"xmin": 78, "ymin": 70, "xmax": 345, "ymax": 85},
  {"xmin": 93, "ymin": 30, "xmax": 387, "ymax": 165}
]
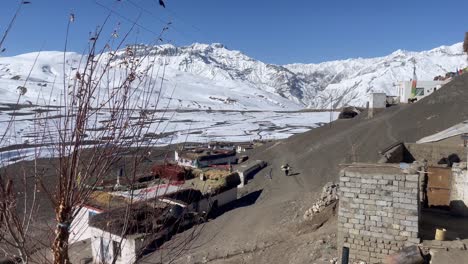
[{"xmin": 153, "ymin": 74, "xmax": 468, "ymax": 264}]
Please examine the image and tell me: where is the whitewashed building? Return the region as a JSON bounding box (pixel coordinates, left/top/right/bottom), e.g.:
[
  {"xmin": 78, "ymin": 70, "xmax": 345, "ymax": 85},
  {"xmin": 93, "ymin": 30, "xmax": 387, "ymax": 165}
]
[
  {"xmin": 174, "ymin": 148, "xmax": 237, "ymax": 168},
  {"xmin": 398, "ymin": 80, "xmax": 448, "ymax": 103},
  {"xmin": 368, "ymin": 92, "xmax": 387, "ymax": 109},
  {"xmin": 69, "ymin": 183, "xmax": 182, "ymax": 244},
  {"xmin": 85, "ymin": 174, "xmax": 241, "ymax": 263},
  {"xmin": 69, "ymin": 206, "xmax": 102, "ymax": 244}
]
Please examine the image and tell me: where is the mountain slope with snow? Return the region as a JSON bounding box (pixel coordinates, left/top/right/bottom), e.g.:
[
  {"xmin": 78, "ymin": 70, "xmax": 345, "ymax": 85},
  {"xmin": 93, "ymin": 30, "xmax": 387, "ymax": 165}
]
[
  {"xmin": 0, "ymin": 42, "xmax": 466, "ymax": 110},
  {"xmin": 286, "ymin": 43, "xmax": 467, "ymax": 108},
  {"xmin": 0, "ymin": 50, "xmax": 301, "ymax": 111}
]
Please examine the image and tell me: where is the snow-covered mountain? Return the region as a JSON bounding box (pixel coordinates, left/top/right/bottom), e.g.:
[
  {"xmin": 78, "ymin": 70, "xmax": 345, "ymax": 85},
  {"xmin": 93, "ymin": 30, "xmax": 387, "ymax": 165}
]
[
  {"xmin": 287, "ymin": 43, "xmax": 467, "ymax": 108},
  {"xmin": 0, "ymin": 42, "xmax": 466, "ymax": 110}
]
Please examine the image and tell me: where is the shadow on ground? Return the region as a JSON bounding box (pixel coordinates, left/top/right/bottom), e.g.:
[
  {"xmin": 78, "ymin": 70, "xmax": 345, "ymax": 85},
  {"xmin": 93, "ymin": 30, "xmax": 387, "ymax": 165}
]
[
  {"xmin": 214, "ymin": 189, "xmax": 263, "ymax": 218},
  {"xmin": 420, "ymin": 208, "xmax": 468, "ymax": 240}
]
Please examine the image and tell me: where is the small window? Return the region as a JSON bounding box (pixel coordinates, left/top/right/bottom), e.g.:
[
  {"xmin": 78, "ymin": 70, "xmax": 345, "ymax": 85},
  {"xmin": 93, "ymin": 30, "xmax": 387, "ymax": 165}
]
[
  {"xmin": 112, "ymin": 240, "xmax": 121, "ymax": 258},
  {"xmin": 88, "ymin": 211, "xmax": 97, "ymax": 218},
  {"xmin": 415, "ymin": 88, "xmax": 424, "ymax": 96}
]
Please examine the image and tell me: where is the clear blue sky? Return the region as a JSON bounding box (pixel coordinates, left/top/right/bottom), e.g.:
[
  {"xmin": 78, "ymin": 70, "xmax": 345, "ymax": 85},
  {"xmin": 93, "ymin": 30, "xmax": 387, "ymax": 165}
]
[{"xmin": 1, "ymin": 0, "xmax": 467, "ymax": 65}]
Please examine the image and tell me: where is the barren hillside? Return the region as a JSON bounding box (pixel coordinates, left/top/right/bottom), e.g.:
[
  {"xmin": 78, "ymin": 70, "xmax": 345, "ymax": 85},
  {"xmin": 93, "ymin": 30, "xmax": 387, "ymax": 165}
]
[{"xmin": 152, "ymin": 73, "xmax": 468, "ymax": 263}]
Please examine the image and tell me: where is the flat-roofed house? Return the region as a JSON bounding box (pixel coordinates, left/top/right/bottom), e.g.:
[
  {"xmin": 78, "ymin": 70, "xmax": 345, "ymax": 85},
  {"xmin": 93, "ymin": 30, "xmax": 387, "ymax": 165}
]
[{"xmin": 174, "ymin": 148, "xmax": 237, "ymax": 168}]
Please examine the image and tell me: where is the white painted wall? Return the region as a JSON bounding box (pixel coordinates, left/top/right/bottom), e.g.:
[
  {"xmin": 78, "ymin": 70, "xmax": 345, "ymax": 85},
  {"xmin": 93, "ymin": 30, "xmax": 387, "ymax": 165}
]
[
  {"xmin": 236, "ymin": 146, "xmax": 245, "ymax": 153},
  {"xmin": 69, "ymin": 206, "xmax": 101, "ymax": 244},
  {"xmin": 368, "ymin": 93, "xmax": 387, "ymax": 109},
  {"xmin": 199, "ymin": 155, "xmax": 237, "ymax": 167},
  {"xmin": 237, "ymin": 160, "xmax": 266, "ymax": 187},
  {"xmin": 175, "ymin": 150, "xmax": 197, "ymax": 167},
  {"xmin": 398, "ymin": 80, "xmax": 447, "ymax": 103},
  {"xmin": 86, "ymin": 187, "xmax": 239, "ymax": 262},
  {"xmin": 90, "ymin": 227, "xmax": 139, "ymax": 264},
  {"xmin": 237, "ymin": 171, "xmax": 246, "ymax": 188},
  {"xmin": 198, "ymin": 187, "xmax": 237, "ymax": 213},
  {"xmin": 175, "ymin": 150, "xmax": 237, "ymax": 168},
  {"xmin": 451, "ymin": 163, "xmax": 468, "ymax": 216}
]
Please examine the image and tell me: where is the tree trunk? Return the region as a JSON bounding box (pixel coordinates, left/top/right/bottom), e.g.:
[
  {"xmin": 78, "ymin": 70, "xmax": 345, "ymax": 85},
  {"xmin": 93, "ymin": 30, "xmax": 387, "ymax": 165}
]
[{"xmin": 52, "ymin": 203, "xmax": 71, "ymax": 264}]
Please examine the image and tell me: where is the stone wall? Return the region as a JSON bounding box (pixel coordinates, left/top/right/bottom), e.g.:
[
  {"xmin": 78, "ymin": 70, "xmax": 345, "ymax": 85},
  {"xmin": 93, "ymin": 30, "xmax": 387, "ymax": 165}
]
[
  {"xmin": 378, "ymin": 143, "xmax": 407, "ymax": 164},
  {"xmin": 405, "ymin": 143, "xmax": 466, "ymax": 166},
  {"xmin": 451, "ymin": 162, "xmax": 468, "ymax": 216},
  {"xmin": 338, "ymin": 164, "xmax": 421, "ymax": 264}
]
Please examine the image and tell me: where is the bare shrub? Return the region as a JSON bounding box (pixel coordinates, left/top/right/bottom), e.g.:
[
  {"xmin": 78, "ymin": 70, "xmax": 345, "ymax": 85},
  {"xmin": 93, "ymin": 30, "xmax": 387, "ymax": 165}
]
[{"xmin": 0, "ymin": 3, "xmax": 206, "ymax": 264}]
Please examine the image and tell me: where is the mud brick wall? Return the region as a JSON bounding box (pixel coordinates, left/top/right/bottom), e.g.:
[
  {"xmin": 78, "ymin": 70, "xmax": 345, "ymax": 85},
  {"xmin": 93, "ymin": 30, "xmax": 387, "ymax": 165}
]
[{"xmin": 338, "ymin": 164, "xmax": 421, "ymax": 264}]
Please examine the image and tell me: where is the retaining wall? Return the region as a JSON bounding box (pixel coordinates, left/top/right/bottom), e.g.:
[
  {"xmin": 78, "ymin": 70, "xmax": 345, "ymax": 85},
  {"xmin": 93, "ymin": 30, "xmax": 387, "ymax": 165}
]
[{"xmin": 405, "ymin": 143, "xmax": 466, "ymax": 166}]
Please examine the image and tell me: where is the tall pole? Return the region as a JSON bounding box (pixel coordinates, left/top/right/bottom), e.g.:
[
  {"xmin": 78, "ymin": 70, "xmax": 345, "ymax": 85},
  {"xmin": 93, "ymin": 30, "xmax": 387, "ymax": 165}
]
[
  {"xmin": 461, "ymin": 134, "xmax": 468, "ymax": 171},
  {"xmin": 341, "ymin": 247, "xmax": 349, "ymax": 264},
  {"xmin": 329, "ymin": 93, "xmax": 333, "ymax": 128},
  {"xmin": 465, "ymin": 136, "xmax": 468, "ymax": 171},
  {"xmin": 411, "ymin": 59, "xmax": 418, "ymax": 98}
]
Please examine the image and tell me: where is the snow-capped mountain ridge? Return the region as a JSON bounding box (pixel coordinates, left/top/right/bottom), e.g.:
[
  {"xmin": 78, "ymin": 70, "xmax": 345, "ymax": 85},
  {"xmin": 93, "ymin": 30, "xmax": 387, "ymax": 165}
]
[
  {"xmin": 0, "ymin": 42, "xmax": 466, "ymax": 110},
  {"xmin": 124, "ymin": 41, "xmax": 467, "ymax": 108},
  {"xmin": 285, "ymin": 42, "xmax": 466, "ymax": 107}
]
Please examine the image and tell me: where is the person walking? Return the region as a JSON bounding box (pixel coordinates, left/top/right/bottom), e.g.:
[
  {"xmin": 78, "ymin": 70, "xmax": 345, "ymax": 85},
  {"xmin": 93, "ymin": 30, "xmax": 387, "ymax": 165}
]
[{"xmin": 281, "ymin": 164, "xmax": 291, "ymax": 176}]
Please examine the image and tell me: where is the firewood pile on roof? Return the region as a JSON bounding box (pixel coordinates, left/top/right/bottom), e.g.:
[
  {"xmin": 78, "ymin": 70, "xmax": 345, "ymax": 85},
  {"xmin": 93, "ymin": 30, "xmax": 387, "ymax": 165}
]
[
  {"xmin": 85, "ymin": 191, "xmax": 131, "ymax": 211},
  {"xmin": 89, "ymin": 199, "xmax": 176, "ymax": 237},
  {"xmin": 179, "ymin": 148, "xmax": 236, "ymax": 161},
  {"xmin": 151, "ymin": 163, "xmax": 191, "ymax": 182}
]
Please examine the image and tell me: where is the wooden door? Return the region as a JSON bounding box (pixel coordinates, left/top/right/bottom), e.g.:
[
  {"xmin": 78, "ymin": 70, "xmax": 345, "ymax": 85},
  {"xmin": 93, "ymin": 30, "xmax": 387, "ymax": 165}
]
[{"xmin": 427, "ymin": 167, "xmax": 451, "ymax": 207}]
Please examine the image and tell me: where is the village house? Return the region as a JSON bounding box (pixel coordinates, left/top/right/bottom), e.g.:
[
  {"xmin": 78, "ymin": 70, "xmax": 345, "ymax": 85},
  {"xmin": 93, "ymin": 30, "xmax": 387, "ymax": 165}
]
[
  {"xmin": 236, "ymin": 142, "xmax": 254, "ymax": 153},
  {"xmin": 69, "ymin": 169, "xmax": 242, "ymax": 263},
  {"xmin": 87, "ymin": 173, "xmax": 241, "ymax": 264},
  {"xmin": 69, "ymin": 192, "xmax": 129, "ymax": 244},
  {"xmin": 338, "ymin": 123, "xmax": 468, "ymax": 263},
  {"xmin": 69, "ymin": 183, "xmax": 183, "ymax": 244},
  {"xmin": 378, "ymin": 124, "xmax": 468, "ymax": 214},
  {"xmin": 398, "ymin": 80, "xmax": 448, "ymax": 103},
  {"xmin": 88, "ymin": 200, "xmax": 181, "ymax": 264},
  {"xmin": 207, "ymin": 141, "xmax": 235, "ymax": 151},
  {"xmin": 161, "ymin": 173, "xmax": 240, "ymax": 215},
  {"xmin": 174, "ymin": 148, "xmax": 237, "ymax": 168}
]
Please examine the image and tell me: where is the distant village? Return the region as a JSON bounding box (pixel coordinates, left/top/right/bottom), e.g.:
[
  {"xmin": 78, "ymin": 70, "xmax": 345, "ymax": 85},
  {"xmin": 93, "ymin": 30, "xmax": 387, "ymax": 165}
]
[
  {"xmin": 336, "ymin": 67, "xmax": 468, "ymax": 122},
  {"xmin": 68, "ymin": 140, "xmax": 266, "ymax": 263}
]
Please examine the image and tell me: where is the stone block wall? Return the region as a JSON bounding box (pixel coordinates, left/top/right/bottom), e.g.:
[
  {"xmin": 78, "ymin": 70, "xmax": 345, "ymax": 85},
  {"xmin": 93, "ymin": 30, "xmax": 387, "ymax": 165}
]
[{"xmin": 338, "ymin": 164, "xmax": 421, "ymax": 264}]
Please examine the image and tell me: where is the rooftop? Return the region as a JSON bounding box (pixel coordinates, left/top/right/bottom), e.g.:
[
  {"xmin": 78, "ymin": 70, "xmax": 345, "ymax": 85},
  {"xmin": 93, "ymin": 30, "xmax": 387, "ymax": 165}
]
[
  {"xmin": 161, "ymin": 189, "xmax": 204, "ymax": 205},
  {"xmin": 84, "ymin": 191, "xmax": 131, "ymax": 212},
  {"xmin": 88, "ymin": 199, "xmax": 173, "ymax": 237},
  {"xmin": 417, "ymin": 120, "xmax": 468, "ymax": 144},
  {"xmin": 340, "ymin": 163, "xmax": 411, "ymax": 175},
  {"xmin": 85, "ymin": 171, "xmax": 240, "ymax": 212},
  {"xmin": 178, "ymin": 148, "xmax": 236, "ymax": 161},
  {"xmin": 182, "ymin": 172, "xmax": 241, "ymax": 195}
]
